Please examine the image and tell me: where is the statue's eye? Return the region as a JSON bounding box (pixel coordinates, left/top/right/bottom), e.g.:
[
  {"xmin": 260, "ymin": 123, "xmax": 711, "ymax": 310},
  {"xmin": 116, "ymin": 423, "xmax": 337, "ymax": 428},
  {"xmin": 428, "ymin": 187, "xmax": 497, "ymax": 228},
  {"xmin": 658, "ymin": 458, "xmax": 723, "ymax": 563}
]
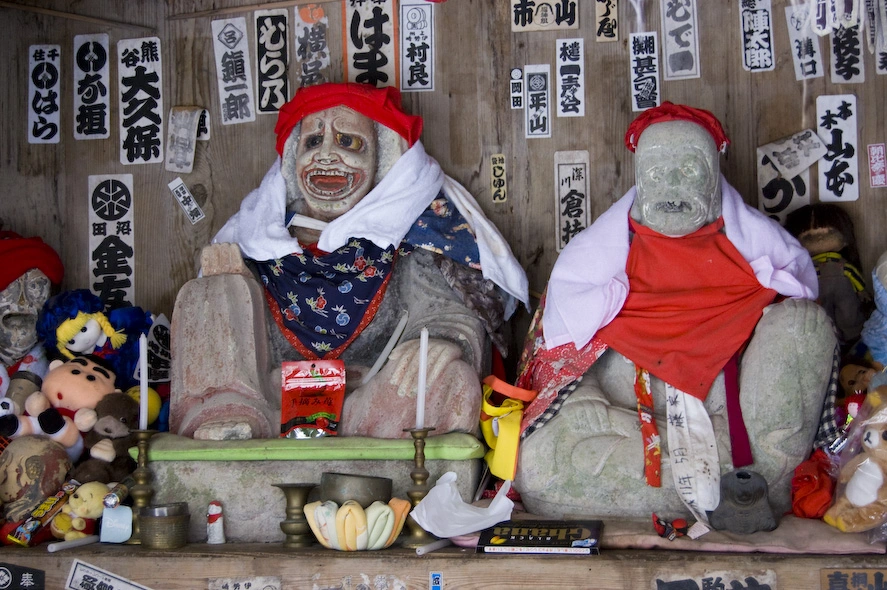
[
  {"xmin": 646, "ymin": 166, "xmax": 663, "ymax": 182},
  {"xmin": 336, "ymin": 133, "xmax": 364, "ymax": 152},
  {"xmin": 304, "ymin": 134, "xmax": 323, "ymax": 149},
  {"xmin": 681, "ymin": 163, "xmax": 700, "ymax": 178}
]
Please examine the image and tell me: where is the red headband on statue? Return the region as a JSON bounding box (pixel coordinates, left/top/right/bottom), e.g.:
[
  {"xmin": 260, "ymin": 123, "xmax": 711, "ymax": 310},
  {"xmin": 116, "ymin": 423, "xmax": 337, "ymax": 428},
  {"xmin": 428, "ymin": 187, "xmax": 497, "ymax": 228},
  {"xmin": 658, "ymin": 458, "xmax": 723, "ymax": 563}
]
[
  {"xmin": 274, "ymin": 83, "xmax": 424, "ymax": 157},
  {"xmin": 625, "ymin": 102, "xmax": 730, "ymax": 154},
  {"xmin": 0, "ymin": 231, "xmax": 64, "ymax": 292}
]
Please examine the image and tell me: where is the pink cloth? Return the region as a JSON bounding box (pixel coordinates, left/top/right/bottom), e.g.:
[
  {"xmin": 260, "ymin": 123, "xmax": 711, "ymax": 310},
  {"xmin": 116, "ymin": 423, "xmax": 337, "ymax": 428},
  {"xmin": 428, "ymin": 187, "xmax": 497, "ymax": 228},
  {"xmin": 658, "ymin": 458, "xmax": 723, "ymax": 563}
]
[{"xmin": 542, "ymin": 175, "xmax": 818, "ymax": 352}]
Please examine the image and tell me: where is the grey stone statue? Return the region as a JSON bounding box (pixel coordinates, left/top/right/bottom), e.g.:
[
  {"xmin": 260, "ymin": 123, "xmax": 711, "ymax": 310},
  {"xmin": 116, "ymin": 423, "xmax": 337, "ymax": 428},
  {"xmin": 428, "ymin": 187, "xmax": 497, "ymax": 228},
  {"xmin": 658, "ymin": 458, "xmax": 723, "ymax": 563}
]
[
  {"xmin": 170, "ymin": 83, "xmax": 527, "ymax": 441},
  {"xmin": 515, "ymin": 104, "xmax": 836, "ymax": 523}
]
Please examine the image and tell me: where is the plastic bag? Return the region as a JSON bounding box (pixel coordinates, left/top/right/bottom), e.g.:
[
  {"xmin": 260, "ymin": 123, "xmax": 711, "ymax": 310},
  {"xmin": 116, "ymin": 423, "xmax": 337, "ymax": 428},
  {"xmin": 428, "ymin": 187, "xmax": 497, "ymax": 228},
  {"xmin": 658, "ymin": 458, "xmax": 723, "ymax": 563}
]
[{"xmin": 411, "ymin": 472, "xmax": 513, "ymax": 538}]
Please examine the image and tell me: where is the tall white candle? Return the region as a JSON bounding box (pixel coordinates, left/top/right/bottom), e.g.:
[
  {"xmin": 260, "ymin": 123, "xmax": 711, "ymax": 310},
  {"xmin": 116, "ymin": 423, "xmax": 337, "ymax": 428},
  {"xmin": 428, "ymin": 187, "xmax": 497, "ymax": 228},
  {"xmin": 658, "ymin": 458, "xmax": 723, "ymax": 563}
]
[
  {"xmin": 138, "ymin": 333, "xmax": 148, "ymax": 430},
  {"xmin": 416, "ymin": 327, "xmax": 429, "ymax": 429}
]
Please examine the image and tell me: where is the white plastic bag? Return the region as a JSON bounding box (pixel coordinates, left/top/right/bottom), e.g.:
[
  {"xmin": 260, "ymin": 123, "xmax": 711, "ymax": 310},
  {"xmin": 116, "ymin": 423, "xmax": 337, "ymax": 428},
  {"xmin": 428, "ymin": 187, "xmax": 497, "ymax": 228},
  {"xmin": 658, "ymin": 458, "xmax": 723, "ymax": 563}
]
[{"xmin": 411, "ymin": 472, "xmax": 513, "ymax": 538}]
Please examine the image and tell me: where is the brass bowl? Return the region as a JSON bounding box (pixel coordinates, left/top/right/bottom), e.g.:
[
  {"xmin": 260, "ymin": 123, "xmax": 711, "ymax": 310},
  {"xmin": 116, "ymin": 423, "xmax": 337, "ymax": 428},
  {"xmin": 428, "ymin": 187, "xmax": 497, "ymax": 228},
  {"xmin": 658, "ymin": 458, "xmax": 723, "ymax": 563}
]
[
  {"xmin": 139, "ymin": 503, "xmax": 190, "ymax": 549},
  {"xmin": 319, "ymin": 472, "xmax": 392, "ymax": 508}
]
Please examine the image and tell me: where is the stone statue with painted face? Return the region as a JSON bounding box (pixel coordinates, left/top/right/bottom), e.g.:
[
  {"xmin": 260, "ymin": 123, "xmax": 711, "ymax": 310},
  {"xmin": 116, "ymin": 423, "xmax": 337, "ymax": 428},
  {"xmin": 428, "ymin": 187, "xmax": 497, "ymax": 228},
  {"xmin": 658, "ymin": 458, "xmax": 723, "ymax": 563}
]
[
  {"xmin": 170, "ymin": 83, "xmax": 527, "ymax": 440},
  {"xmin": 0, "ymin": 232, "xmax": 64, "ymax": 412},
  {"xmin": 514, "ymin": 103, "xmax": 836, "ymax": 525}
]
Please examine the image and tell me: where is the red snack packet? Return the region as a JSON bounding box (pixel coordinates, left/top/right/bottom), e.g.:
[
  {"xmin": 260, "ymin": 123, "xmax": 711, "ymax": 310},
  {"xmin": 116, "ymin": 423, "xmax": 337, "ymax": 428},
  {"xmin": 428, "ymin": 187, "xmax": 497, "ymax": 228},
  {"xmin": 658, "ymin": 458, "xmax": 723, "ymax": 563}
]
[{"xmin": 280, "ymin": 360, "xmax": 346, "ymax": 438}]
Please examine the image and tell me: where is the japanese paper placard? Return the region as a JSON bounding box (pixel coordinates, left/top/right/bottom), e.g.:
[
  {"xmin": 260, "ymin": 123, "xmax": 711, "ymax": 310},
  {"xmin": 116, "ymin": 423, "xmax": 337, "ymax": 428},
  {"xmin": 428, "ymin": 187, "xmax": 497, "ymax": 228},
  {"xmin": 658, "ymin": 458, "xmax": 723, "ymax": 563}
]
[
  {"xmin": 816, "ymin": 94, "xmax": 859, "ymax": 202},
  {"xmin": 212, "ymin": 18, "xmax": 257, "ymax": 125},
  {"xmin": 88, "ymin": 174, "xmax": 136, "ymax": 307},
  {"xmin": 293, "ymin": 3, "xmax": 331, "ymax": 88},
  {"xmin": 255, "ymin": 8, "xmax": 290, "ymax": 114},
  {"xmin": 344, "ymin": 0, "xmax": 398, "ymax": 87},
  {"xmin": 28, "ymin": 44, "xmax": 61, "ymax": 144},
  {"xmin": 400, "ymin": 0, "xmax": 435, "ymax": 92},
  {"xmin": 118, "ymin": 37, "xmax": 164, "ymax": 164},
  {"xmin": 73, "ymin": 34, "xmax": 111, "ymax": 140}
]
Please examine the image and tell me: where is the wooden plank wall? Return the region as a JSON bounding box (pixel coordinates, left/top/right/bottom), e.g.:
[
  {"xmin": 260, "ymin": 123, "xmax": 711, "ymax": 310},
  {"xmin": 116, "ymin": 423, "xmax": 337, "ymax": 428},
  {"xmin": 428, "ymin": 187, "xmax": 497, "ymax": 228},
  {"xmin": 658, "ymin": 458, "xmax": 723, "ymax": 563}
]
[{"xmin": 1, "ymin": 0, "xmax": 885, "ymax": 369}]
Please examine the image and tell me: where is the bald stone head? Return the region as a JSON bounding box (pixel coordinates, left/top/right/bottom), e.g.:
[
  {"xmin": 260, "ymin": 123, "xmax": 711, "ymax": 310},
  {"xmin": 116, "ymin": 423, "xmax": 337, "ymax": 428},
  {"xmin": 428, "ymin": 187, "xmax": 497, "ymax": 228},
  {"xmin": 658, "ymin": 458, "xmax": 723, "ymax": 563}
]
[{"xmin": 630, "ymin": 120, "xmax": 722, "ymax": 237}]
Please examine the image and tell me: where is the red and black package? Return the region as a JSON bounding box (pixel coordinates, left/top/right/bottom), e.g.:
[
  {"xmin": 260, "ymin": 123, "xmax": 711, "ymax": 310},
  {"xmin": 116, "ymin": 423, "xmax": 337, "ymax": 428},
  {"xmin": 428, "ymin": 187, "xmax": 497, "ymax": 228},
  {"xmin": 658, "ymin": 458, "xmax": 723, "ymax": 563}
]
[{"xmin": 280, "ymin": 360, "xmax": 346, "ymax": 438}]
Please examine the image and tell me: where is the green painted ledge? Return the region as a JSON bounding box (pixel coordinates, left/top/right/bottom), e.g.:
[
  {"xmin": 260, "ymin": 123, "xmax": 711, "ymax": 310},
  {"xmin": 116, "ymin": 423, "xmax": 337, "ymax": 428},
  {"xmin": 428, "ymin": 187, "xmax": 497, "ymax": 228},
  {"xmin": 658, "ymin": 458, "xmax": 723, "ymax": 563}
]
[{"xmin": 132, "ymin": 432, "xmax": 485, "ymax": 462}]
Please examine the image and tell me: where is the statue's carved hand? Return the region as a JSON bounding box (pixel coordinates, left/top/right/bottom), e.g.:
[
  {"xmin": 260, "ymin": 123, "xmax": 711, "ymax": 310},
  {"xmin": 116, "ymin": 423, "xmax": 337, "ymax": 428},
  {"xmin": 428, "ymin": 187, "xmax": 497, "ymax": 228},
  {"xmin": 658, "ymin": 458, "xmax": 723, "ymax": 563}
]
[{"xmin": 382, "ymin": 337, "xmax": 463, "ymax": 399}]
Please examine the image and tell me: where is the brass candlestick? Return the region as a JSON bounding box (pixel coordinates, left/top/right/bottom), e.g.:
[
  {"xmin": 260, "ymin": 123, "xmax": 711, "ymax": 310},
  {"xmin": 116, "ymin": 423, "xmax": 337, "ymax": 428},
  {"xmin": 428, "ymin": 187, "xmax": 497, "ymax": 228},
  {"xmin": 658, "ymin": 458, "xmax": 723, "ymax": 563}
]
[
  {"xmin": 273, "ymin": 483, "xmax": 317, "ymax": 548},
  {"xmin": 400, "ymin": 426, "xmax": 437, "ymax": 548},
  {"xmin": 125, "ymin": 429, "xmax": 157, "ymax": 545}
]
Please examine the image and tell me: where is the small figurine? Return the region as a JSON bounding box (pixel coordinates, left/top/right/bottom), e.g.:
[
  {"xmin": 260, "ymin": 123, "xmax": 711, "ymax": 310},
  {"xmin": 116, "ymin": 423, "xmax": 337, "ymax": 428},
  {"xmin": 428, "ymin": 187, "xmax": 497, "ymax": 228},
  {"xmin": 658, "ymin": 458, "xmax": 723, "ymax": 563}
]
[
  {"xmin": 785, "ymin": 203, "xmax": 870, "ymax": 350},
  {"xmin": 207, "ymin": 500, "xmax": 225, "ymax": 544},
  {"xmin": 36, "ymin": 289, "xmax": 152, "ymax": 390},
  {"xmin": 50, "ymin": 481, "xmax": 110, "ymax": 541}
]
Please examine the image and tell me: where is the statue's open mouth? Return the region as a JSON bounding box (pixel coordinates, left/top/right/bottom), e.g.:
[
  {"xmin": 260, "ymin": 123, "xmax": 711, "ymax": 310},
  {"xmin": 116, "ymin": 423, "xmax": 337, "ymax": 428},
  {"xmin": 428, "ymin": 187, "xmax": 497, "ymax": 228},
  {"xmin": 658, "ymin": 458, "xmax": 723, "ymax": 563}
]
[
  {"xmin": 655, "ymin": 200, "xmax": 691, "ymax": 213},
  {"xmin": 304, "ymin": 168, "xmax": 364, "ymax": 199}
]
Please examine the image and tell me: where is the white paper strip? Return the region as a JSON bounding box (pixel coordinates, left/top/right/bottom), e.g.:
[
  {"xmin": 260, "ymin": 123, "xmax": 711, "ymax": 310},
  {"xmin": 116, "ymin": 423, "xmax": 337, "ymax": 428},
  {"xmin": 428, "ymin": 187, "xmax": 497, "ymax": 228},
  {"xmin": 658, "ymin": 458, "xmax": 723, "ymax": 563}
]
[
  {"xmin": 511, "ymin": 0, "xmax": 579, "ymax": 32},
  {"xmin": 255, "ymin": 8, "xmax": 290, "ymax": 114},
  {"xmin": 757, "ymin": 148, "xmax": 811, "ymax": 223},
  {"xmin": 817, "ymin": 94, "xmax": 860, "ymax": 202},
  {"xmin": 785, "ymin": 4, "xmax": 825, "ymax": 80},
  {"xmin": 830, "ymin": 24, "xmax": 867, "ymax": 83},
  {"xmin": 629, "ymin": 32, "xmax": 661, "ymax": 112},
  {"xmin": 554, "ymin": 150, "xmax": 591, "ymax": 251},
  {"xmin": 556, "ymin": 38, "xmax": 584, "ymax": 117},
  {"xmin": 165, "ymin": 107, "xmax": 203, "ymax": 174},
  {"xmin": 595, "ymin": 0, "xmax": 618, "ymax": 42},
  {"xmin": 344, "ymin": 0, "xmax": 397, "ymax": 87},
  {"xmin": 661, "ymin": 0, "xmax": 701, "ymax": 80},
  {"xmin": 28, "ymin": 44, "xmax": 62, "ymax": 144},
  {"xmin": 491, "ymin": 153, "xmax": 507, "ymax": 203},
  {"xmin": 524, "ymin": 64, "xmax": 551, "ymax": 139},
  {"xmin": 88, "ymin": 174, "xmax": 136, "ymax": 306},
  {"xmin": 117, "ymin": 37, "xmax": 164, "ymax": 164},
  {"xmin": 293, "ymin": 4, "xmax": 331, "ymax": 88},
  {"xmin": 73, "ymin": 34, "xmax": 111, "ymax": 140},
  {"xmin": 400, "ymin": 0, "xmax": 435, "ymax": 92},
  {"xmin": 212, "ymin": 18, "xmax": 257, "ymax": 125},
  {"xmin": 739, "ymin": 0, "xmax": 776, "ymax": 72},
  {"xmin": 758, "ymin": 129, "xmax": 828, "ymax": 179},
  {"xmin": 509, "ymin": 67, "xmax": 524, "ymax": 109},
  {"xmin": 168, "ymin": 177, "xmax": 206, "ymax": 224}
]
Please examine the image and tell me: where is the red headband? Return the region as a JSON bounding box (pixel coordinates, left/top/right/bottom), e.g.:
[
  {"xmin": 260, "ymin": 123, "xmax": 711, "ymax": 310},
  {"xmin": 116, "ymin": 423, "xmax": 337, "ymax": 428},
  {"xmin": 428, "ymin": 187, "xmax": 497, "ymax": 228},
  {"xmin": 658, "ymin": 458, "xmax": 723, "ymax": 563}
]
[
  {"xmin": 625, "ymin": 102, "xmax": 730, "ymax": 154},
  {"xmin": 274, "ymin": 83, "xmax": 424, "ymax": 157},
  {"xmin": 0, "ymin": 231, "xmax": 64, "ymax": 292}
]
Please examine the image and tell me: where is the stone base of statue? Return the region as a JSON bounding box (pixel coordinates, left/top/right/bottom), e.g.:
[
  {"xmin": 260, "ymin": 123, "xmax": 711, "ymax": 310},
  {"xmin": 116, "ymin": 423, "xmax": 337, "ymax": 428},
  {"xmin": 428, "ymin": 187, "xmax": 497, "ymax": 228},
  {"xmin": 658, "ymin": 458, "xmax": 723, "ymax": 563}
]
[{"xmin": 516, "ymin": 298, "xmax": 836, "ymax": 521}]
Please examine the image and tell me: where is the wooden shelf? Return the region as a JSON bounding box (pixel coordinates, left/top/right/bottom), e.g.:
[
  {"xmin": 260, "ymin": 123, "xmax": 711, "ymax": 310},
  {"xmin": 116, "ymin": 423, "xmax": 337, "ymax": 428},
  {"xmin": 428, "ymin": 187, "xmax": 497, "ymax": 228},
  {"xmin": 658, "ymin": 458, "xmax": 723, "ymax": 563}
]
[{"xmin": 0, "ymin": 542, "xmax": 883, "ymax": 589}]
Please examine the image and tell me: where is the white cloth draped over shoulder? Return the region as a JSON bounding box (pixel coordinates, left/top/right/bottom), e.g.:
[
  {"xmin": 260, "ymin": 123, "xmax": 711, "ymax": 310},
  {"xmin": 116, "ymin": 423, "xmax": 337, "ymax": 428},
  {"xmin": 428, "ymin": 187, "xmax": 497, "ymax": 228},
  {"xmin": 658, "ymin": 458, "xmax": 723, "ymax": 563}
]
[
  {"xmin": 212, "ymin": 140, "xmax": 529, "ymax": 309},
  {"xmin": 541, "ymin": 175, "xmax": 819, "ymax": 351}
]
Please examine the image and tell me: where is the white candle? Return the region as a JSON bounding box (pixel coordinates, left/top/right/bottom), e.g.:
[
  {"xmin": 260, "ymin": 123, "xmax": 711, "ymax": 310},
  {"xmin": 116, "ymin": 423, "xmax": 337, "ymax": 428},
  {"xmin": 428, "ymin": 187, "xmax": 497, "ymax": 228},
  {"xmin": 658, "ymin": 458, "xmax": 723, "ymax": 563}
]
[
  {"xmin": 139, "ymin": 333, "xmax": 148, "ymax": 430},
  {"xmin": 416, "ymin": 327, "xmax": 429, "ymax": 429}
]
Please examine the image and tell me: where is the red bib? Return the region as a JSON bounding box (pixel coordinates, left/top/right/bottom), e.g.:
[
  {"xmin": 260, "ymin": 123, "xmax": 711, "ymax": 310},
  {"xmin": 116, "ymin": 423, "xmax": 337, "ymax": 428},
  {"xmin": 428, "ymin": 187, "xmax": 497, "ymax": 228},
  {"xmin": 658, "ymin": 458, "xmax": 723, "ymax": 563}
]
[{"xmin": 597, "ymin": 217, "xmax": 777, "ymax": 400}]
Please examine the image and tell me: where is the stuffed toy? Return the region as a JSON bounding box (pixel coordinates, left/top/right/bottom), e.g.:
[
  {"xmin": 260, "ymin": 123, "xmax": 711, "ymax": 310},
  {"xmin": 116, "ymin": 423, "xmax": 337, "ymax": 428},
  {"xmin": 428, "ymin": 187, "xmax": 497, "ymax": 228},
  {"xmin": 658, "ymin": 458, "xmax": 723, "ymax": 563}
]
[
  {"xmin": 49, "ymin": 480, "xmax": 109, "ymax": 541},
  {"xmin": 785, "ymin": 203, "xmax": 870, "ymax": 350},
  {"xmin": 36, "ymin": 289, "xmax": 152, "ymax": 390},
  {"xmin": 0, "ymin": 356, "xmax": 119, "ymax": 462},
  {"xmin": 70, "ymin": 392, "xmax": 139, "ymax": 484},
  {"xmin": 824, "ymin": 398, "xmax": 887, "ymax": 533}
]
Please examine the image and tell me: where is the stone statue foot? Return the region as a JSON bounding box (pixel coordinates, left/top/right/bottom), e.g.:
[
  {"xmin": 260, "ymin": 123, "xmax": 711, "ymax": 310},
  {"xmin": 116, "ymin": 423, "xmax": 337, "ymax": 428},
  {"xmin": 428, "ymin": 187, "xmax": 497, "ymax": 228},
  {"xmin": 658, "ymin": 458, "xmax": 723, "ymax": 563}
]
[{"xmin": 193, "ymin": 420, "xmax": 254, "ymax": 441}]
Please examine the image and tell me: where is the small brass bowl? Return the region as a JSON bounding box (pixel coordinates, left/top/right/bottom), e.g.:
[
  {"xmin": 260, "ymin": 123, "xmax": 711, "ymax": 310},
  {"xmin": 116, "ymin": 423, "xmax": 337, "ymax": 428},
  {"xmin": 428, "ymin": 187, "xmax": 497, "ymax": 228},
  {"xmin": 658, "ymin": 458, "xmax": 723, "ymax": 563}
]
[
  {"xmin": 319, "ymin": 472, "xmax": 392, "ymax": 508},
  {"xmin": 139, "ymin": 503, "xmax": 190, "ymax": 549}
]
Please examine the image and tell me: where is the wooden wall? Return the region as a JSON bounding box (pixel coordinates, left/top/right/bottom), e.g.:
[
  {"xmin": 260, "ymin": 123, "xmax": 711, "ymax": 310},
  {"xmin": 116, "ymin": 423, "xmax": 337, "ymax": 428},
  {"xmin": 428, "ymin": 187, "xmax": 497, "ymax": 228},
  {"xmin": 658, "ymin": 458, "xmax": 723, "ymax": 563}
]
[{"xmin": 1, "ymin": 0, "xmax": 886, "ymax": 364}]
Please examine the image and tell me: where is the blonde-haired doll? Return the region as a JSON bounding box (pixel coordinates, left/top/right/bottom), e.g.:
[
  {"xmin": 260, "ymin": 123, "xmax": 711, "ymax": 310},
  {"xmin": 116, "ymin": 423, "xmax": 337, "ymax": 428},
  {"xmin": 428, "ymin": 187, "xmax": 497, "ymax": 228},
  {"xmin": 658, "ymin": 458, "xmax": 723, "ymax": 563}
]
[{"xmin": 36, "ymin": 289, "xmax": 151, "ymax": 389}]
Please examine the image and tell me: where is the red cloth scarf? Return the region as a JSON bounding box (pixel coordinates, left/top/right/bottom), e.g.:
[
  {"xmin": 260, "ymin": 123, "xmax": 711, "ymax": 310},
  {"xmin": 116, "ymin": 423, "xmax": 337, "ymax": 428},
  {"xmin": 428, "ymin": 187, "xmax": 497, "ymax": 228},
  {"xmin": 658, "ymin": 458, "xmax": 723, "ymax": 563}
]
[{"xmin": 596, "ymin": 217, "xmax": 777, "ymax": 401}]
